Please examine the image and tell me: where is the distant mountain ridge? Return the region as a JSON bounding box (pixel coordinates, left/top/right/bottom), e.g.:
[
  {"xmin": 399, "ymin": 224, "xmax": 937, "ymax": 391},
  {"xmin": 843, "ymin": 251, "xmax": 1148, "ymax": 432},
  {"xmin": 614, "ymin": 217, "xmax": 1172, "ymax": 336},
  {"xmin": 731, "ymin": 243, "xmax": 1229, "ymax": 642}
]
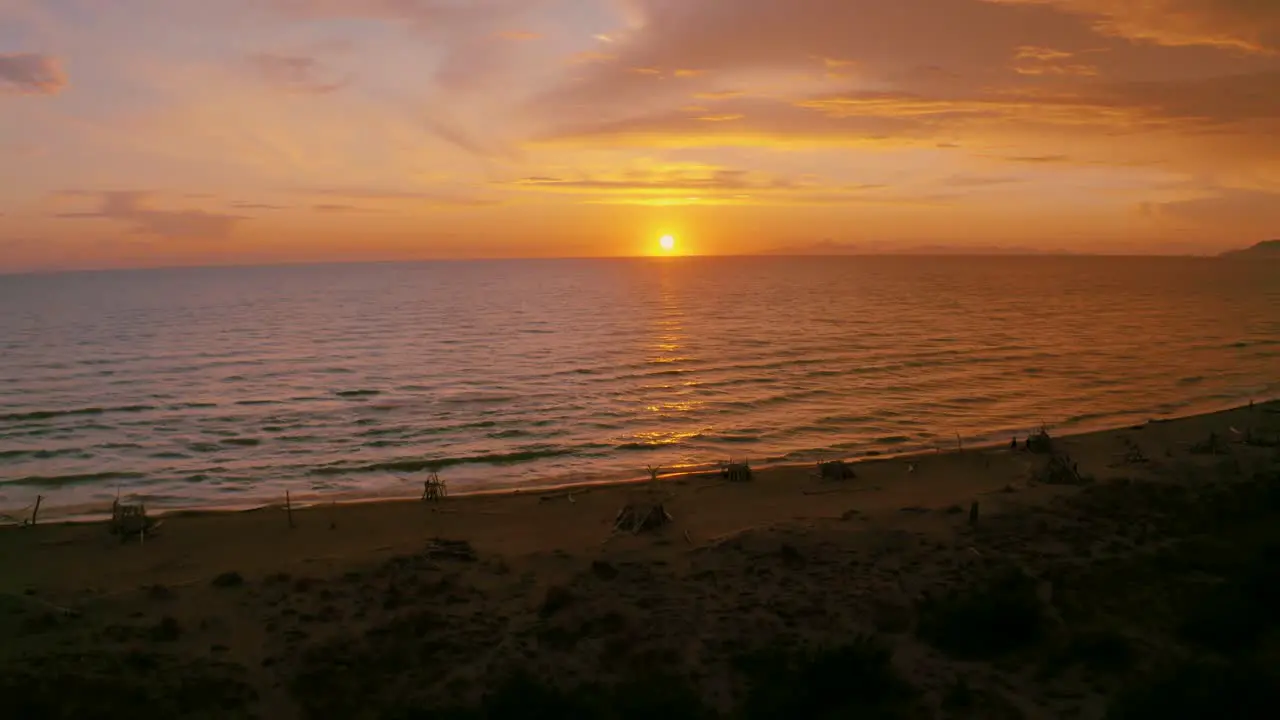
[
  {"xmin": 764, "ymin": 240, "xmax": 1068, "ymax": 256},
  {"xmin": 1220, "ymin": 240, "xmax": 1280, "ymax": 259}
]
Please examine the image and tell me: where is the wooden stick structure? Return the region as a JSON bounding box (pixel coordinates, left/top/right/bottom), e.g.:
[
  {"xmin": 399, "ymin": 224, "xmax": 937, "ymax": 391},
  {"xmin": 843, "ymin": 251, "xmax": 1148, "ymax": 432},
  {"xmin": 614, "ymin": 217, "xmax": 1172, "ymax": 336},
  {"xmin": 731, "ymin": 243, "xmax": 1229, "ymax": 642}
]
[
  {"xmin": 722, "ymin": 458, "xmax": 753, "ymax": 483},
  {"xmin": 614, "ymin": 502, "xmax": 673, "ymax": 534},
  {"xmin": 421, "ymin": 471, "xmax": 447, "ymax": 501},
  {"xmin": 110, "ymin": 498, "xmax": 158, "ymax": 541},
  {"xmin": 31, "ymin": 495, "xmax": 42, "ymax": 526},
  {"xmin": 286, "ymin": 491, "xmax": 295, "ymax": 528}
]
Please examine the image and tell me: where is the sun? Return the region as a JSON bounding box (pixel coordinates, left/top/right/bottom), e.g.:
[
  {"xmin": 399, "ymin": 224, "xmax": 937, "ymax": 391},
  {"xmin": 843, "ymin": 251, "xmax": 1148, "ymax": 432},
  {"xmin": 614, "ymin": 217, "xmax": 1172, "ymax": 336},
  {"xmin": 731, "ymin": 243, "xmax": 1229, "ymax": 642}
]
[{"xmin": 659, "ymin": 235, "xmax": 677, "ymax": 252}]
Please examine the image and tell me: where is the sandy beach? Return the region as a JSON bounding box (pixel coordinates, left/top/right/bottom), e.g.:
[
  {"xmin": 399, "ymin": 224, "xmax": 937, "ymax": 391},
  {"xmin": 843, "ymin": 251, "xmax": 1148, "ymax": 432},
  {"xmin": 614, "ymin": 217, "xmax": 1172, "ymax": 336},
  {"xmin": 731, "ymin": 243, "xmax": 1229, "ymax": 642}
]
[{"xmin": 3, "ymin": 401, "xmax": 1279, "ymax": 719}]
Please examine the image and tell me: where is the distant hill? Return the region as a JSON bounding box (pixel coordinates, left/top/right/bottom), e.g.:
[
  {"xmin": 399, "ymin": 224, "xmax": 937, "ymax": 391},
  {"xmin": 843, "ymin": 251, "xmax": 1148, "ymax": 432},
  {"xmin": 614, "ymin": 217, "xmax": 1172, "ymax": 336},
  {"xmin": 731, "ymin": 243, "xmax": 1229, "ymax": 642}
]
[
  {"xmin": 763, "ymin": 240, "xmax": 1067, "ymax": 256},
  {"xmin": 1220, "ymin": 240, "xmax": 1280, "ymax": 259}
]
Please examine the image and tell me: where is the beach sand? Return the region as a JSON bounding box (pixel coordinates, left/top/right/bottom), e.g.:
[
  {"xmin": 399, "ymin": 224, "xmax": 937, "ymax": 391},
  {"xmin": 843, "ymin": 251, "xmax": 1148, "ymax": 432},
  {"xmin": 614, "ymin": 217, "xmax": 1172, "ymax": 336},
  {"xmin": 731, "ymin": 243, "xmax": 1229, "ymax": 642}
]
[{"xmin": 2, "ymin": 401, "xmax": 1279, "ymax": 718}]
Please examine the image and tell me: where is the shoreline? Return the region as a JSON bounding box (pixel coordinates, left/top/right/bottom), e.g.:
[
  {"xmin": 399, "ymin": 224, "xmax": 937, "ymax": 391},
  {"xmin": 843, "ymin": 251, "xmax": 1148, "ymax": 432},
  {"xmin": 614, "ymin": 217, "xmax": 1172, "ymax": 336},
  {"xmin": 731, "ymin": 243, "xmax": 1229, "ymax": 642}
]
[
  {"xmin": 9, "ymin": 394, "xmax": 1276, "ymax": 527},
  {"xmin": 1, "ymin": 398, "xmax": 1278, "ymax": 718}
]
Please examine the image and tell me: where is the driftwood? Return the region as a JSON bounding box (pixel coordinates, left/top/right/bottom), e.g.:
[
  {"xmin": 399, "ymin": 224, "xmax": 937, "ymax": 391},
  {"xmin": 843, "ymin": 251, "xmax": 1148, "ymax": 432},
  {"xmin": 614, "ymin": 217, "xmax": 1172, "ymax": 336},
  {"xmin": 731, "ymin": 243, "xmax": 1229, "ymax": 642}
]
[
  {"xmin": 422, "ymin": 471, "xmax": 447, "ymax": 501},
  {"xmin": 614, "ymin": 503, "xmax": 672, "ymax": 534},
  {"xmin": 817, "ymin": 460, "xmax": 856, "ymax": 481},
  {"xmin": 722, "ymin": 459, "xmax": 753, "ymax": 483}
]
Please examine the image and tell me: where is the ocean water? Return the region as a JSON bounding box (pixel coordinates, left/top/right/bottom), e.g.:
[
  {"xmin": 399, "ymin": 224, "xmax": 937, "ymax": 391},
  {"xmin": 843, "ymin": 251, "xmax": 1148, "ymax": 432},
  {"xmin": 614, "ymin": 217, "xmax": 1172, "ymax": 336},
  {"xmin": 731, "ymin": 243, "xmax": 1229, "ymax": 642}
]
[{"xmin": 2, "ymin": 256, "xmax": 1278, "ymax": 519}]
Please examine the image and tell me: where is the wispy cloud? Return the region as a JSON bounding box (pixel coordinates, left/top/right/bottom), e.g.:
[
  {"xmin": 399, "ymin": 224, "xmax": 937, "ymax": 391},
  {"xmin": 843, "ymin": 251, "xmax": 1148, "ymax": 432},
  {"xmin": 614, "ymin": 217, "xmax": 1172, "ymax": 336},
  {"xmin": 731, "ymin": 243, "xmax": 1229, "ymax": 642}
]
[
  {"xmin": 307, "ymin": 187, "xmax": 502, "ymax": 208},
  {"xmin": 247, "ymin": 53, "xmax": 348, "ymax": 94},
  {"xmin": 53, "ymin": 191, "xmax": 247, "ymax": 240}
]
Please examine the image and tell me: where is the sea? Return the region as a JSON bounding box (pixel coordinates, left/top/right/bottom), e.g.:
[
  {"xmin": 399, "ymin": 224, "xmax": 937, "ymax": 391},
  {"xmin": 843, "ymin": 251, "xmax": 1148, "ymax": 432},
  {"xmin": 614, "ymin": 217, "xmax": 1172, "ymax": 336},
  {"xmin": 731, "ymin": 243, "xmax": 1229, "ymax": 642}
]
[{"xmin": 2, "ymin": 256, "xmax": 1277, "ymax": 520}]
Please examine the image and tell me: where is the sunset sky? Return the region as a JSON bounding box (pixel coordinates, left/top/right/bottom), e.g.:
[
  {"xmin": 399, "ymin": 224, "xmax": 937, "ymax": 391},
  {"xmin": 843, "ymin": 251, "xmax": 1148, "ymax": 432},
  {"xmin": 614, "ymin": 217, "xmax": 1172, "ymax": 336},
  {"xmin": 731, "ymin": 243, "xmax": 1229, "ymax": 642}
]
[{"xmin": 2, "ymin": 0, "xmax": 1279, "ymax": 271}]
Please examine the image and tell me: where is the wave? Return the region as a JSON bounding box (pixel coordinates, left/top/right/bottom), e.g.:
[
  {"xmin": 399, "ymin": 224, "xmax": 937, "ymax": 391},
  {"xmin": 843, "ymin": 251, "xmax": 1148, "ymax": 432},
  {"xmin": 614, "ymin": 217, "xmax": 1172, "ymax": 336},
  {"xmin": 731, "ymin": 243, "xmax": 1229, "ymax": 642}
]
[
  {"xmin": 311, "ymin": 446, "xmax": 588, "ymax": 475},
  {"xmin": 4, "ymin": 471, "xmax": 146, "ymax": 487},
  {"xmin": 0, "ymin": 404, "xmax": 156, "ymax": 423},
  {"xmin": 335, "ymin": 389, "xmax": 382, "ymax": 398},
  {"xmin": 615, "ymin": 442, "xmax": 667, "ymax": 451},
  {"xmin": 0, "ymin": 447, "xmax": 86, "ymax": 460},
  {"xmin": 708, "ymin": 433, "xmax": 762, "ymax": 444}
]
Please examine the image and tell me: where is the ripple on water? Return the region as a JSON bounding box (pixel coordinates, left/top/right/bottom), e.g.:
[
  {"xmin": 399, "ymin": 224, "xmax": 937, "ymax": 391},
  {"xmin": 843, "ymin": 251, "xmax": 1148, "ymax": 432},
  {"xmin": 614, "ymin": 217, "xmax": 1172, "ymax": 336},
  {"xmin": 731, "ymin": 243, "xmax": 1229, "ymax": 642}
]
[{"xmin": 0, "ymin": 257, "xmax": 1275, "ymax": 514}]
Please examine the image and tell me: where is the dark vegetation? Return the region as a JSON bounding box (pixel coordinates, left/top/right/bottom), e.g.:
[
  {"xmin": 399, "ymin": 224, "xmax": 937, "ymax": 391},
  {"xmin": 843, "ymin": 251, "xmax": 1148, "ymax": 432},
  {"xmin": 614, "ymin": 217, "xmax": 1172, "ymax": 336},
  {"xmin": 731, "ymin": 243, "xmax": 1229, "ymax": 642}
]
[
  {"xmin": 0, "ymin": 651, "xmax": 256, "ymax": 719},
  {"xmin": 917, "ymin": 568, "xmax": 1046, "ymax": 660},
  {"xmin": 3, "ymin": 458, "xmax": 1279, "ymax": 718}
]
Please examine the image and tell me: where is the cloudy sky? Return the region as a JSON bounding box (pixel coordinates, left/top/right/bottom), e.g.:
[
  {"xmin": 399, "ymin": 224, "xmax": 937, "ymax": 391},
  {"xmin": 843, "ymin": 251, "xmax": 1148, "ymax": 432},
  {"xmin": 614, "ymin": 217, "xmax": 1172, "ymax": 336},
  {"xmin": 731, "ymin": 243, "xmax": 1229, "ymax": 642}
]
[{"xmin": 2, "ymin": 0, "xmax": 1278, "ymax": 270}]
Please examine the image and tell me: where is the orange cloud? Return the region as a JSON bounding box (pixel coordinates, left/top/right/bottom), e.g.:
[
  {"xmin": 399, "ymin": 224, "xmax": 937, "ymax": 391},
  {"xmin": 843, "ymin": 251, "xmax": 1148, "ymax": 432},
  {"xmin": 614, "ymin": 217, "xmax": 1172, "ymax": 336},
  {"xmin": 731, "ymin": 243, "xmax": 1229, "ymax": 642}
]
[
  {"xmin": 984, "ymin": 0, "xmax": 1280, "ymax": 53},
  {"xmin": 0, "ymin": 53, "xmax": 67, "ymax": 95},
  {"xmin": 1012, "ymin": 46, "xmax": 1099, "ymax": 76}
]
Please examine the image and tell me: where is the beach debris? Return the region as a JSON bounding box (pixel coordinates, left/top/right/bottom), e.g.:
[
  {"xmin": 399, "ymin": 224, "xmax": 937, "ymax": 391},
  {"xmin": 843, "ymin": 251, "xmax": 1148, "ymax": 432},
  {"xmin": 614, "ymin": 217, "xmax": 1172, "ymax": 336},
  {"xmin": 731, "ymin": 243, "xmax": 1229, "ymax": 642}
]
[
  {"xmin": 211, "ymin": 571, "xmax": 245, "ymax": 588},
  {"xmin": 150, "ymin": 616, "xmax": 183, "ymax": 642},
  {"xmin": 0, "ymin": 592, "xmax": 80, "ymax": 618},
  {"xmin": 1243, "ymin": 428, "xmax": 1280, "ymax": 448},
  {"xmin": 722, "ymin": 459, "xmax": 753, "ymax": 483},
  {"xmin": 30, "ymin": 495, "xmax": 42, "ymax": 526},
  {"xmin": 421, "ymin": 470, "xmax": 447, "ymax": 501},
  {"xmin": 779, "ymin": 543, "xmax": 804, "ymax": 566},
  {"xmin": 423, "ymin": 538, "xmax": 477, "ymax": 562},
  {"xmin": 1026, "ymin": 426, "xmax": 1054, "ymax": 454},
  {"xmin": 969, "ymin": 502, "xmax": 980, "ymax": 526},
  {"xmin": 613, "ymin": 502, "xmax": 673, "ymax": 534},
  {"xmin": 286, "ymin": 490, "xmax": 295, "ymax": 528},
  {"xmin": 646, "ymin": 465, "xmax": 662, "ymax": 482},
  {"xmin": 1189, "ymin": 431, "xmax": 1227, "ymax": 456},
  {"xmin": 817, "ymin": 459, "xmax": 857, "ymax": 481},
  {"xmin": 1118, "ymin": 436, "xmax": 1149, "ymax": 465},
  {"xmin": 540, "ymin": 584, "xmax": 574, "ymax": 617},
  {"xmin": 1034, "ymin": 452, "xmax": 1089, "ymax": 485},
  {"xmin": 591, "ymin": 560, "xmax": 619, "ymax": 580},
  {"xmin": 110, "ymin": 498, "xmax": 159, "ymax": 541}
]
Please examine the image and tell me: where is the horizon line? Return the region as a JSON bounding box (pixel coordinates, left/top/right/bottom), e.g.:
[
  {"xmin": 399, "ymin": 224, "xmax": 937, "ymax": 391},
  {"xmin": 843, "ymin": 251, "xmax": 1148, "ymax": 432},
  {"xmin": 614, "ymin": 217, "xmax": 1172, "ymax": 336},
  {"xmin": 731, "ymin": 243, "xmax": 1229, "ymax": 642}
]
[{"xmin": 0, "ymin": 249, "xmax": 1235, "ymax": 278}]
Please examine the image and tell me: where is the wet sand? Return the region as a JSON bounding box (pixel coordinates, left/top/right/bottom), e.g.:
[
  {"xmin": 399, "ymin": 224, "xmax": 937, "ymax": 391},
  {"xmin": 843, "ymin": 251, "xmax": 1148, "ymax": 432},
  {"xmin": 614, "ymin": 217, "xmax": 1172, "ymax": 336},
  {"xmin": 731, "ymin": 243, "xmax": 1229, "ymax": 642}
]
[{"xmin": 3, "ymin": 401, "xmax": 1279, "ymax": 718}]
